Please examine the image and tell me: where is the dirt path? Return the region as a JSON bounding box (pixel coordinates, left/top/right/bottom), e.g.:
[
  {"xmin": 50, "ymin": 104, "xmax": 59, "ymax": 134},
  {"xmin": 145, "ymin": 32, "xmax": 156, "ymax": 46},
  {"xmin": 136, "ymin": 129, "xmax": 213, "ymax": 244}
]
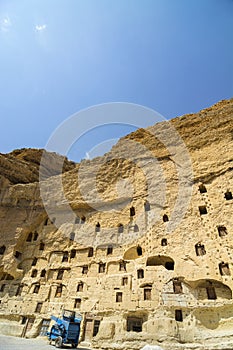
[{"xmin": 0, "ymin": 335, "xmax": 92, "ymax": 350}]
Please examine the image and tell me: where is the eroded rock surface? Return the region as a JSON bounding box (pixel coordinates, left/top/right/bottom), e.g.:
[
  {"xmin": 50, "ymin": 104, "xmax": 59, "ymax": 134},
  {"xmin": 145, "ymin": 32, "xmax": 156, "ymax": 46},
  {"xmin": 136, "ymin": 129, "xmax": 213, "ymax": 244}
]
[
  {"xmin": 0, "ymin": 99, "xmax": 233, "ymax": 350},
  {"xmin": 0, "ymin": 148, "xmax": 75, "ymax": 186}
]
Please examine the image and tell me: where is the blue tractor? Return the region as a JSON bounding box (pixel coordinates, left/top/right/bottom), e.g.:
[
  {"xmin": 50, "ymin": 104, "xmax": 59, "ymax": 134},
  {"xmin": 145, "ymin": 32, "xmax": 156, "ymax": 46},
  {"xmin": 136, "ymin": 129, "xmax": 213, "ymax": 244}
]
[{"xmin": 47, "ymin": 309, "xmax": 82, "ymax": 348}]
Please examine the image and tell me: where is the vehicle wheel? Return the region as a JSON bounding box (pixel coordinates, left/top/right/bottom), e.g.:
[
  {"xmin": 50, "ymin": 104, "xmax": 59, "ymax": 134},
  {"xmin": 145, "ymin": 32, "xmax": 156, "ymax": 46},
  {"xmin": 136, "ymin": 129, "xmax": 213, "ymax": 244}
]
[{"xmin": 55, "ymin": 336, "xmax": 63, "ymax": 348}]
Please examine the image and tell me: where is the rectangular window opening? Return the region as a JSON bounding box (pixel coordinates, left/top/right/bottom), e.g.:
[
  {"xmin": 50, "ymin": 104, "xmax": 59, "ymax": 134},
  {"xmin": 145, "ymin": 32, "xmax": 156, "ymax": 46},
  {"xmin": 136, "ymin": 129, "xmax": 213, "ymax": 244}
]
[
  {"xmin": 119, "ymin": 261, "xmax": 126, "ymax": 272},
  {"xmin": 175, "ymin": 309, "xmax": 183, "ymax": 322},
  {"xmin": 77, "ymin": 283, "xmax": 83, "ymax": 292},
  {"xmin": 82, "ymin": 266, "xmax": 88, "ymax": 274},
  {"xmin": 127, "ymin": 317, "xmax": 142, "ymax": 332},
  {"xmin": 107, "ymin": 246, "xmax": 113, "ymax": 255},
  {"xmin": 116, "ymin": 292, "xmax": 122, "ymax": 302},
  {"xmin": 199, "ymin": 206, "xmax": 207, "ymax": 215},
  {"xmin": 33, "ymin": 285, "xmax": 40, "ymax": 294},
  {"xmin": 122, "ymin": 277, "xmax": 128, "ymax": 286},
  {"xmin": 173, "ymin": 280, "xmax": 183, "ymax": 294},
  {"xmin": 88, "ymin": 247, "xmax": 94, "ymax": 257},
  {"xmin": 99, "ymin": 263, "xmax": 106, "ymax": 273},
  {"xmin": 57, "ymin": 270, "xmax": 64, "ymax": 280},
  {"xmin": 206, "ymin": 286, "xmax": 217, "ymax": 300},
  {"xmin": 144, "ymin": 288, "xmax": 151, "ymax": 300},
  {"xmin": 35, "ymin": 302, "xmax": 43, "ymax": 313},
  {"xmin": 40, "ymin": 319, "xmax": 50, "ymax": 336},
  {"xmin": 55, "ymin": 286, "xmax": 62, "ymax": 298},
  {"xmin": 93, "ymin": 320, "xmax": 100, "ymax": 337},
  {"xmin": 74, "ymin": 298, "xmax": 81, "ymax": 309},
  {"xmin": 137, "ymin": 269, "xmax": 144, "ymax": 279}
]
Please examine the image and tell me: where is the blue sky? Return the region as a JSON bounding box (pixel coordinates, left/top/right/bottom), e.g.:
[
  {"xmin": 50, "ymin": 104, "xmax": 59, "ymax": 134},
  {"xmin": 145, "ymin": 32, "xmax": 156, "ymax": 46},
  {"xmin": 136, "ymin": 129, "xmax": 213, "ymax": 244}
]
[{"xmin": 0, "ymin": 0, "xmax": 232, "ymax": 161}]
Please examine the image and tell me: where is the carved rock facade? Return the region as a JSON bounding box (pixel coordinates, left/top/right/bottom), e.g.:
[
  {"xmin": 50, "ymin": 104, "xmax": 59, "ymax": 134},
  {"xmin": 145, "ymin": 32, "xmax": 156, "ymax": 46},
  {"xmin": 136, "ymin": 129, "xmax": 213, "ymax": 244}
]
[{"xmin": 0, "ymin": 99, "xmax": 233, "ymax": 350}]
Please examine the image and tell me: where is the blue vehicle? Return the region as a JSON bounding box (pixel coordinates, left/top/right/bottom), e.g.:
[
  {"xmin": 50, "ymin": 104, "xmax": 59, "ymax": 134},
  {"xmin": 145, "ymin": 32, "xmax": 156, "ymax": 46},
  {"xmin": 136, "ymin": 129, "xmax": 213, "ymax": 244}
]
[{"xmin": 47, "ymin": 309, "xmax": 82, "ymax": 348}]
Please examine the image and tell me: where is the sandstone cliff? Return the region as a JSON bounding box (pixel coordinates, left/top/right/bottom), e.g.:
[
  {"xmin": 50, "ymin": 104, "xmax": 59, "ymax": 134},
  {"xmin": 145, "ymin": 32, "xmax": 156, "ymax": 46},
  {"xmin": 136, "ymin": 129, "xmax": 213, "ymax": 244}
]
[
  {"xmin": 0, "ymin": 98, "xmax": 232, "ymax": 350},
  {"xmin": 0, "ymin": 148, "xmax": 75, "ymax": 186}
]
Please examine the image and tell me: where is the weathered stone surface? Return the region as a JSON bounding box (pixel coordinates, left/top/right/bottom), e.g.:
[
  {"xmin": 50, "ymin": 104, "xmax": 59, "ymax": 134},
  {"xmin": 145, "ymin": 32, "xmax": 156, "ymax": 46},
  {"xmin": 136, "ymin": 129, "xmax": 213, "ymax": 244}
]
[
  {"xmin": 0, "ymin": 148, "xmax": 75, "ymax": 185},
  {"xmin": 0, "ymin": 98, "xmax": 233, "ymax": 350},
  {"xmin": 140, "ymin": 346, "xmax": 164, "ymax": 350}
]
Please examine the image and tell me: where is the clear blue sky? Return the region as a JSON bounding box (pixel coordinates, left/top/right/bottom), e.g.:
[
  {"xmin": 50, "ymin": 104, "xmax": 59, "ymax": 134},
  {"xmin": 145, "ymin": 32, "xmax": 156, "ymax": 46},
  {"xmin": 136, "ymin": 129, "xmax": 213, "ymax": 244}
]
[{"xmin": 0, "ymin": 0, "xmax": 232, "ymax": 161}]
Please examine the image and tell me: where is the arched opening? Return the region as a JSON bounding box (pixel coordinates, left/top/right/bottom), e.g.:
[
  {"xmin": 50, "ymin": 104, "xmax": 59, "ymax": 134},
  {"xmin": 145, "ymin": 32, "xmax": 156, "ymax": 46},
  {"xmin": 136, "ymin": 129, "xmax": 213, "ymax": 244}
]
[
  {"xmin": 144, "ymin": 201, "xmax": 150, "ymax": 211},
  {"xmin": 88, "ymin": 247, "xmax": 94, "ymax": 257},
  {"xmin": 161, "ymin": 238, "xmax": 167, "ymax": 246},
  {"xmin": 134, "ymin": 224, "xmax": 139, "ymax": 232},
  {"xmin": 14, "ymin": 251, "xmax": 22, "ymax": 259},
  {"xmin": 33, "ymin": 232, "xmax": 38, "ymax": 241},
  {"xmin": 195, "ymin": 243, "xmax": 206, "ymax": 256},
  {"xmin": 0, "ymin": 246, "xmax": 6, "ymax": 255},
  {"xmin": 31, "ymin": 269, "xmax": 37, "ymax": 278},
  {"xmin": 95, "ymin": 222, "xmax": 100, "ymax": 232},
  {"xmin": 146, "ymin": 255, "xmax": 175, "ymax": 270},
  {"xmin": 137, "ymin": 246, "xmax": 142, "ymax": 256},
  {"xmin": 77, "ymin": 282, "xmax": 83, "ymax": 292},
  {"xmin": 163, "ymin": 214, "xmax": 169, "ymax": 222},
  {"xmin": 26, "ymin": 233, "xmax": 33, "ymax": 242},
  {"xmin": 81, "ymin": 216, "xmax": 86, "ymax": 224},
  {"xmin": 124, "ymin": 246, "xmax": 142, "ymax": 260},
  {"xmin": 130, "ymin": 206, "xmax": 135, "ymax": 217},
  {"xmin": 118, "ymin": 224, "xmax": 124, "ymax": 233},
  {"xmin": 196, "ymin": 279, "xmax": 232, "ymax": 300},
  {"xmin": 225, "ymin": 191, "xmax": 232, "ymax": 200},
  {"xmin": 137, "ymin": 269, "xmax": 144, "ymax": 279}
]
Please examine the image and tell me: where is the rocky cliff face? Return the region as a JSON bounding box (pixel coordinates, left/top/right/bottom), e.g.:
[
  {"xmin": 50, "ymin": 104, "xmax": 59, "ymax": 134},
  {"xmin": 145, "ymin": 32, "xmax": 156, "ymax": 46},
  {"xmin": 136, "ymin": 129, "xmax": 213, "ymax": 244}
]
[
  {"xmin": 0, "ymin": 148, "xmax": 75, "ymax": 186},
  {"xmin": 0, "ymin": 99, "xmax": 232, "ymax": 350}
]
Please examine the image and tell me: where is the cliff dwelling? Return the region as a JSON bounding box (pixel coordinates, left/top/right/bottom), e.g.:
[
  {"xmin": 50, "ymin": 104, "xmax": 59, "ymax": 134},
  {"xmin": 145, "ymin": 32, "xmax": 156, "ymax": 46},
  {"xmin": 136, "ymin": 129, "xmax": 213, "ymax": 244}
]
[{"xmin": 0, "ymin": 99, "xmax": 233, "ymax": 350}]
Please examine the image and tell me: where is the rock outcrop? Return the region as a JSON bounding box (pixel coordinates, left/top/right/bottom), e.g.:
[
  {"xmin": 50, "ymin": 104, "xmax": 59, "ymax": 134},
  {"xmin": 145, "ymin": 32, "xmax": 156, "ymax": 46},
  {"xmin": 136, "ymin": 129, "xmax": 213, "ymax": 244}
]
[
  {"xmin": 0, "ymin": 99, "xmax": 232, "ymax": 350},
  {"xmin": 0, "ymin": 148, "xmax": 75, "ymax": 186}
]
